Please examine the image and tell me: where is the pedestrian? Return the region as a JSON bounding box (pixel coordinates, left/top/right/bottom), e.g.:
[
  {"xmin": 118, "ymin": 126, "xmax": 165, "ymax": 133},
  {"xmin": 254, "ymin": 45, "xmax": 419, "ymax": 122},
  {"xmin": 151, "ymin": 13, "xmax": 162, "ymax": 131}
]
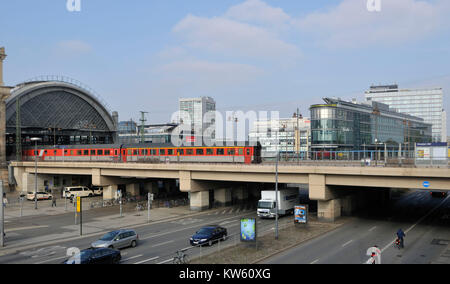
[
  {"xmin": 52, "ymin": 196, "xmax": 57, "ymax": 207},
  {"xmin": 2, "ymin": 192, "xmax": 7, "ymax": 208},
  {"xmin": 396, "ymin": 229, "xmax": 406, "ymax": 248}
]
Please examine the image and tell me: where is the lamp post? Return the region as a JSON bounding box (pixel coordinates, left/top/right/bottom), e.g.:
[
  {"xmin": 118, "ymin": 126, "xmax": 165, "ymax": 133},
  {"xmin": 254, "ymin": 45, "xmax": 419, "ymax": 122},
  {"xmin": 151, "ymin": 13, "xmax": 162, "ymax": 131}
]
[
  {"xmin": 275, "ymin": 151, "xmax": 279, "ymax": 240},
  {"xmin": 30, "ymin": 137, "xmax": 42, "ymax": 210}
]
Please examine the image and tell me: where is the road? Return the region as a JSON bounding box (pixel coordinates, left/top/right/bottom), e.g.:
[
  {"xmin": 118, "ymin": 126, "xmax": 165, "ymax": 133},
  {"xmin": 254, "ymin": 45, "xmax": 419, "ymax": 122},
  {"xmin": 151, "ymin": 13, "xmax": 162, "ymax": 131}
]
[
  {"xmin": 0, "ymin": 205, "xmax": 294, "ymax": 264},
  {"xmin": 262, "ymin": 190, "xmax": 450, "ymax": 264}
]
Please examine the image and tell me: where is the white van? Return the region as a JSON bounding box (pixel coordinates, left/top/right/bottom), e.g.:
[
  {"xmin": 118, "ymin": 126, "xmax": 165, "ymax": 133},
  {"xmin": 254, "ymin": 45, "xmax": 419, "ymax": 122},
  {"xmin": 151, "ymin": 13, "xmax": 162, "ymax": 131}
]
[{"xmin": 63, "ymin": 186, "xmax": 95, "ymax": 199}]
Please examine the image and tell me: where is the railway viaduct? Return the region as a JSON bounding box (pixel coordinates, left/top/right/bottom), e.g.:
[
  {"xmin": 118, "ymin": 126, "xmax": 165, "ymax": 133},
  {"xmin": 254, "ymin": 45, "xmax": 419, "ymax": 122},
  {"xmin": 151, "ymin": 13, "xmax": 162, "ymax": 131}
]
[{"xmin": 9, "ymin": 161, "xmax": 450, "ymax": 221}]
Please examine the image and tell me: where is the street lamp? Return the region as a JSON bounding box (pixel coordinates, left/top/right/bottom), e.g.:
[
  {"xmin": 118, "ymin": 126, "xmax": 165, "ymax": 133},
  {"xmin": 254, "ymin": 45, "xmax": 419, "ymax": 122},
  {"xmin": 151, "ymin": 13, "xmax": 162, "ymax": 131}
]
[
  {"xmin": 275, "ymin": 151, "xmax": 279, "ymax": 240},
  {"xmin": 30, "ymin": 137, "xmax": 42, "ymax": 210}
]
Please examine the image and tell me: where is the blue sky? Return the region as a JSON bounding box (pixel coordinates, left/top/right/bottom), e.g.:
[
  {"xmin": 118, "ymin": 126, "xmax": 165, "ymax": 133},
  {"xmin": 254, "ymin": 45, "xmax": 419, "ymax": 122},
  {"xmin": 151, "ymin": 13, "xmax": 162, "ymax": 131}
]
[{"xmin": 1, "ymin": 0, "xmax": 449, "ymax": 134}]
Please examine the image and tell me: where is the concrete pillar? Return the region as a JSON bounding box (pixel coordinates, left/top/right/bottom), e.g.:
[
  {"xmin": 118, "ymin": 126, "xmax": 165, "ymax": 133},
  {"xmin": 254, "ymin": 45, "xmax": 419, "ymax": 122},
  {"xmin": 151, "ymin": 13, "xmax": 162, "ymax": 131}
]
[
  {"xmin": 233, "ymin": 186, "xmax": 248, "ymax": 204},
  {"xmin": 318, "ymin": 199, "xmax": 341, "ymax": 222},
  {"xmin": 190, "ymin": 191, "xmax": 209, "ymax": 211},
  {"xmin": 126, "ymin": 183, "xmax": 139, "ymax": 197},
  {"xmin": 103, "ymin": 184, "xmax": 118, "ymax": 200},
  {"xmin": 215, "ymin": 188, "xmax": 232, "ymax": 207},
  {"xmin": 144, "ymin": 181, "xmax": 158, "ymax": 195}
]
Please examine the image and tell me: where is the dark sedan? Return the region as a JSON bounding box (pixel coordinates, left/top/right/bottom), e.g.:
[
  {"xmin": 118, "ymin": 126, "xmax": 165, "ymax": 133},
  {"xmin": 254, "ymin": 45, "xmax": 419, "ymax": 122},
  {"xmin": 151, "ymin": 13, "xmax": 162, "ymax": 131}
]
[
  {"xmin": 190, "ymin": 225, "xmax": 227, "ymax": 246},
  {"xmin": 63, "ymin": 248, "xmax": 121, "ymax": 264}
]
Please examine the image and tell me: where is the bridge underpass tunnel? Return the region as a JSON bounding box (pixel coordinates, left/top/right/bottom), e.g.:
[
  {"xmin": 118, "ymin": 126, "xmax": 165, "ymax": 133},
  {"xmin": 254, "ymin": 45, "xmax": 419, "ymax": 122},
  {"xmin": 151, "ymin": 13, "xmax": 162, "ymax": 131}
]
[{"xmin": 309, "ymin": 174, "xmax": 392, "ymax": 221}]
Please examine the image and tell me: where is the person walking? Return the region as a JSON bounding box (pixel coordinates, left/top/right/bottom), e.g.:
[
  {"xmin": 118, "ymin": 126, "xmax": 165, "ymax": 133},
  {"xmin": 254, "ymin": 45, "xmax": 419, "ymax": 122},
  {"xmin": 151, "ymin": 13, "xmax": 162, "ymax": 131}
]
[{"xmin": 51, "ymin": 196, "xmax": 57, "ymax": 207}]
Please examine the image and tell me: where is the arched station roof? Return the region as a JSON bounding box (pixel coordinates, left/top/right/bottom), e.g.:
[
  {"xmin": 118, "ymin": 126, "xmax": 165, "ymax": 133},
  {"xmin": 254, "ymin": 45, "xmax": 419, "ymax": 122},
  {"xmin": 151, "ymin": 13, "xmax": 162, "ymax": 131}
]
[{"xmin": 5, "ymin": 78, "xmax": 116, "ymax": 133}]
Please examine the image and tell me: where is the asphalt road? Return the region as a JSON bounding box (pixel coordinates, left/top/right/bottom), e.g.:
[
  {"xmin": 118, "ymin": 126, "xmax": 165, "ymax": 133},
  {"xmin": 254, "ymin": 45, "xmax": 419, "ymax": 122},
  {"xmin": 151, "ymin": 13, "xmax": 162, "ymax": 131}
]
[
  {"xmin": 0, "ymin": 206, "xmax": 292, "ymax": 264},
  {"xmin": 262, "ymin": 190, "xmax": 450, "ymax": 264}
]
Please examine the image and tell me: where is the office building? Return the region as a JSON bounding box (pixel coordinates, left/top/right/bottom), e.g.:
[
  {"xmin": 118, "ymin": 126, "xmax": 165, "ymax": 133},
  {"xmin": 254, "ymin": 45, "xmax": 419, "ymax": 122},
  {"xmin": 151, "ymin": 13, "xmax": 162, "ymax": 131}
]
[
  {"xmin": 179, "ymin": 97, "xmax": 216, "ymax": 140},
  {"xmin": 365, "ymin": 85, "xmax": 446, "ymax": 142},
  {"xmin": 249, "ymin": 114, "xmax": 311, "ymax": 157},
  {"xmin": 309, "ymin": 98, "xmax": 432, "ymax": 151}
]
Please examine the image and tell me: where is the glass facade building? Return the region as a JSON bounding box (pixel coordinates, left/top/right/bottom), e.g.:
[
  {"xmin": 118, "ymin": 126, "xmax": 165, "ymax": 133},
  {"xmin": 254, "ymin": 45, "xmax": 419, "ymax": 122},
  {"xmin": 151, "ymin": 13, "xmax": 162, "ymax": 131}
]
[
  {"xmin": 310, "ymin": 98, "xmax": 432, "ymax": 151},
  {"xmin": 179, "ymin": 97, "xmax": 216, "ymax": 139},
  {"xmin": 365, "ymin": 85, "xmax": 446, "ymax": 142}
]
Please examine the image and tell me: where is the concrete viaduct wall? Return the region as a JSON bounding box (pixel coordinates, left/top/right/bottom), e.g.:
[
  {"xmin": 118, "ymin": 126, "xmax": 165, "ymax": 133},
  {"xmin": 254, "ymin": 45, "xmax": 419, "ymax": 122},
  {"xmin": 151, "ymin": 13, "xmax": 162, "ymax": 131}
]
[{"xmin": 10, "ymin": 162, "xmax": 450, "ymax": 221}]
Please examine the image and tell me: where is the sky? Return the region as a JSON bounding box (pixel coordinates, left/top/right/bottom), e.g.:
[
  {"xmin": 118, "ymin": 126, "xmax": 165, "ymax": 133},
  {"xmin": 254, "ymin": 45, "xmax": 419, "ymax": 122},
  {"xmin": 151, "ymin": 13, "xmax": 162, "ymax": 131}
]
[{"xmin": 1, "ymin": 0, "xmax": 449, "ymax": 135}]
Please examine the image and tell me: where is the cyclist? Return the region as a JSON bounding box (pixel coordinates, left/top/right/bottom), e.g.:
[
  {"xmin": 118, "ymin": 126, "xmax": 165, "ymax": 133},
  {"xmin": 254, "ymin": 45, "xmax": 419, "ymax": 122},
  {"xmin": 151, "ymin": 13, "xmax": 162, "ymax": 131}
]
[{"xmin": 396, "ymin": 229, "xmax": 406, "ymax": 249}]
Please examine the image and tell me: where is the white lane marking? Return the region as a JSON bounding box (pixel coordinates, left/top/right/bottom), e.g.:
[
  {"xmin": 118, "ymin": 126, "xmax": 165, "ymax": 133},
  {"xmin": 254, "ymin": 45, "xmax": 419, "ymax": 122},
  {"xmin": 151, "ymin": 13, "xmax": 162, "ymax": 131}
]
[
  {"xmin": 6, "ymin": 225, "xmax": 49, "ymax": 232},
  {"xmin": 342, "ymin": 240, "xmax": 353, "ymax": 247},
  {"xmin": 121, "ymin": 254, "xmax": 143, "ymax": 262},
  {"xmin": 157, "ymin": 258, "xmax": 174, "ymax": 264},
  {"xmin": 369, "ymin": 226, "xmax": 377, "ymax": 232},
  {"xmin": 151, "ymin": 240, "xmax": 174, "ymax": 248},
  {"xmin": 35, "ymin": 255, "xmax": 68, "ymax": 264},
  {"xmin": 310, "ymin": 259, "xmax": 320, "ymax": 264},
  {"xmin": 134, "ymin": 256, "xmax": 159, "ymax": 264}
]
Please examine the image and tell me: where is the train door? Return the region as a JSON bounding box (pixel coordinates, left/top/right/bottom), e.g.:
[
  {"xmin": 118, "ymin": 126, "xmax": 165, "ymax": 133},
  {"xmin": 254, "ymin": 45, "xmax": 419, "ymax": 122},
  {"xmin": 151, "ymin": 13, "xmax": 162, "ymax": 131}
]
[
  {"xmin": 244, "ymin": 148, "xmax": 252, "ymax": 164},
  {"xmin": 121, "ymin": 149, "xmax": 127, "ymax": 163}
]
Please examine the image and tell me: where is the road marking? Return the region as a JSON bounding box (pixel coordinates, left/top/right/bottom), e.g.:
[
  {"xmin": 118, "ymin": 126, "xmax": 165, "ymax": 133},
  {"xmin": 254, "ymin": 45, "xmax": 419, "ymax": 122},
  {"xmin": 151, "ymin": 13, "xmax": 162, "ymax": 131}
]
[
  {"xmin": 310, "ymin": 259, "xmax": 320, "ymax": 264},
  {"xmin": 5, "ymin": 225, "xmax": 49, "ymax": 232},
  {"xmin": 134, "ymin": 256, "xmax": 159, "ymax": 264},
  {"xmin": 342, "ymin": 240, "xmax": 353, "ymax": 247},
  {"xmin": 157, "ymin": 258, "xmax": 174, "ymax": 264},
  {"xmin": 151, "ymin": 240, "xmax": 174, "ymax": 248},
  {"xmin": 35, "ymin": 255, "xmax": 68, "ymax": 264},
  {"xmin": 369, "ymin": 226, "xmax": 377, "ymax": 232},
  {"xmin": 121, "ymin": 254, "xmax": 143, "ymax": 262}
]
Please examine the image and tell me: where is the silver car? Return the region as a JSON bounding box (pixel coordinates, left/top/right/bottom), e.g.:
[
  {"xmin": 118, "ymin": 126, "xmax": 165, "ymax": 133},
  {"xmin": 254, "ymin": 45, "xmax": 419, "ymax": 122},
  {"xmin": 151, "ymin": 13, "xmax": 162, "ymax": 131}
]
[{"xmin": 91, "ymin": 229, "xmax": 139, "ymax": 249}]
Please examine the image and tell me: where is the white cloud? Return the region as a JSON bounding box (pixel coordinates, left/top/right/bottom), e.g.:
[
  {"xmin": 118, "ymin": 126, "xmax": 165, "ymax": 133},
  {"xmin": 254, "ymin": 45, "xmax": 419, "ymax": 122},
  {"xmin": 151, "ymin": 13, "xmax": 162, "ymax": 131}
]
[
  {"xmin": 173, "ymin": 14, "xmax": 301, "ymax": 61},
  {"xmin": 296, "ymin": 0, "xmax": 450, "ymax": 48},
  {"xmin": 224, "ymin": 0, "xmax": 291, "ymax": 28}
]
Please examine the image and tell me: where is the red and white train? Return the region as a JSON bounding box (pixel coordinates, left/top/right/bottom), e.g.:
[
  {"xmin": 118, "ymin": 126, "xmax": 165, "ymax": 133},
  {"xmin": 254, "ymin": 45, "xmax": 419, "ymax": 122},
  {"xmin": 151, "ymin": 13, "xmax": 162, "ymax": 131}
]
[{"xmin": 22, "ymin": 143, "xmax": 262, "ymax": 165}]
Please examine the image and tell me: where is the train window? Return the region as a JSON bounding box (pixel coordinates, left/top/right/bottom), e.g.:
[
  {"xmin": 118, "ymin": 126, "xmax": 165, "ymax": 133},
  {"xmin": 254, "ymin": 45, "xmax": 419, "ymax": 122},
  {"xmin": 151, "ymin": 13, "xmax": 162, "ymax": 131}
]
[
  {"xmin": 159, "ymin": 149, "xmax": 166, "ymax": 155},
  {"xmin": 246, "ymin": 149, "xmax": 251, "ymax": 155},
  {"xmin": 206, "ymin": 149, "xmax": 214, "ymax": 155},
  {"xmin": 90, "ymin": 150, "xmax": 96, "ymax": 155},
  {"xmin": 186, "ymin": 149, "xmax": 193, "ymax": 155},
  {"xmin": 177, "ymin": 149, "xmax": 184, "ymax": 155},
  {"xmin": 98, "ymin": 150, "xmax": 104, "ymax": 155},
  {"xmin": 196, "ymin": 149, "xmax": 204, "ymax": 155},
  {"xmin": 128, "ymin": 149, "xmax": 132, "ymax": 155},
  {"xmin": 114, "ymin": 150, "xmax": 118, "ymax": 155},
  {"xmin": 64, "ymin": 150, "xmax": 68, "ymax": 155},
  {"xmin": 105, "ymin": 150, "xmax": 110, "ymax": 155},
  {"xmin": 168, "ymin": 149, "xmax": 174, "ymax": 155},
  {"xmin": 84, "ymin": 150, "xmax": 89, "ymax": 155},
  {"xmin": 143, "ymin": 149, "xmax": 148, "ymax": 155},
  {"xmin": 53, "ymin": 150, "xmax": 57, "ymax": 155},
  {"xmin": 44, "ymin": 150, "xmax": 48, "ymax": 155},
  {"xmin": 151, "ymin": 149, "xmax": 157, "ymax": 155},
  {"xmin": 34, "ymin": 150, "xmax": 38, "ymax": 155},
  {"xmin": 133, "ymin": 150, "xmax": 138, "ymax": 155},
  {"xmin": 238, "ymin": 149, "xmax": 244, "ymax": 155},
  {"xmin": 227, "ymin": 149, "xmax": 235, "ymax": 155},
  {"xmin": 217, "ymin": 148, "xmax": 224, "ymax": 155}
]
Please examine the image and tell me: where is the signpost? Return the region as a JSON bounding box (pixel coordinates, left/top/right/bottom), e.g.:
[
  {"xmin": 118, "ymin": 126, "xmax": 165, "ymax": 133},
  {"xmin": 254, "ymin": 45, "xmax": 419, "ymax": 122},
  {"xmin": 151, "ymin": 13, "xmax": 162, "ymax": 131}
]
[{"xmin": 77, "ymin": 196, "xmax": 82, "ymax": 236}]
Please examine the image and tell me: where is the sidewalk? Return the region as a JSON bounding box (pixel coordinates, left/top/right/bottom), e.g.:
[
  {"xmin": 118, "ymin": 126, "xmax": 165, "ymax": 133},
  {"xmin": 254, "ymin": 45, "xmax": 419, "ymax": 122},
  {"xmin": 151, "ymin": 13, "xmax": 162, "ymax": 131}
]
[{"xmin": 0, "ymin": 199, "xmax": 223, "ymax": 257}]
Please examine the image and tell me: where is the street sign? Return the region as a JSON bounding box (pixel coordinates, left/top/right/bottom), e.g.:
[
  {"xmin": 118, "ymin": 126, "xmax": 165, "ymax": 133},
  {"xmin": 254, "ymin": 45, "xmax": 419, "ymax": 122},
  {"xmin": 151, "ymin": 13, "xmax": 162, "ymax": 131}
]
[
  {"xmin": 76, "ymin": 196, "xmax": 81, "ymax": 213},
  {"xmin": 423, "ymin": 181, "xmax": 430, "ymax": 188}
]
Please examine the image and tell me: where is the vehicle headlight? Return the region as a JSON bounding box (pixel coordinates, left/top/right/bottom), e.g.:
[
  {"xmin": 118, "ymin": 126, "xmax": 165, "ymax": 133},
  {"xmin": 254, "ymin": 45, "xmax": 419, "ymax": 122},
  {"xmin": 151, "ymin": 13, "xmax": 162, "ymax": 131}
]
[{"xmin": 190, "ymin": 238, "xmax": 193, "ymax": 241}]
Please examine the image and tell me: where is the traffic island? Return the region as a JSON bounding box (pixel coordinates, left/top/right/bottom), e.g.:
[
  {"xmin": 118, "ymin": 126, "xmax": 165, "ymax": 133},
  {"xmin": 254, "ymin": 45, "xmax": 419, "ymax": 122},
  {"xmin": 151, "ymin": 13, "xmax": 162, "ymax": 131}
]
[{"xmin": 189, "ymin": 217, "xmax": 348, "ymax": 264}]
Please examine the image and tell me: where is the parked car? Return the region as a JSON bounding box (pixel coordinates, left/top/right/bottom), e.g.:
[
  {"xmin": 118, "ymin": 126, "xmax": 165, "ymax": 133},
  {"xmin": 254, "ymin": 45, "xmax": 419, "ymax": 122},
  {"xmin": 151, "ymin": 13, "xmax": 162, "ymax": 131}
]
[
  {"xmin": 63, "ymin": 247, "xmax": 121, "ymax": 264},
  {"xmin": 91, "ymin": 229, "xmax": 139, "ymax": 249},
  {"xmin": 62, "ymin": 186, "xmax": 94, "ymax": 199},
  {"xmin": 26, "ymin": 192, "xmax": 53, "ymax": 201},
  {"xmin": 91, "ymin": 186, "xmax": 103, "ymax": 196},
  {"xmin": 190, "ymin": 225, "xmax": 227, "ymax": 246}
]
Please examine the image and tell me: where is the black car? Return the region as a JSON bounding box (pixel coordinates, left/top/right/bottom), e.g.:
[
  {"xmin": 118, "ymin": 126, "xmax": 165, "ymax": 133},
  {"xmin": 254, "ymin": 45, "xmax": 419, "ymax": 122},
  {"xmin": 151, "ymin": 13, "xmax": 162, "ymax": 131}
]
[
  {"xmin": 63, "ymin": 247, "xmax": 121, "ymax": 264},
  {"xmin": 190, "ymin": 225, "xmax": 227, "ymax": 246}
]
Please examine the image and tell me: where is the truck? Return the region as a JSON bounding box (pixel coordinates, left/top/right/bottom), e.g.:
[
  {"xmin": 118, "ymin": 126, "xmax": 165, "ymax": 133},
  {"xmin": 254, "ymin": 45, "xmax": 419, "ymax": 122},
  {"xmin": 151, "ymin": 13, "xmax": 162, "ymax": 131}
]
[{"xmin": 257, "ymin": 188, "xmax": 299, "ymax": 218}]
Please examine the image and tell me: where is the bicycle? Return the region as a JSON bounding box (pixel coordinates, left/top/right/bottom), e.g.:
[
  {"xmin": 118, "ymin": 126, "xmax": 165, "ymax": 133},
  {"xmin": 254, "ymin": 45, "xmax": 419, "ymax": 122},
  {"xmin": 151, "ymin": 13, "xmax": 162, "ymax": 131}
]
[{"xmin": 172, "ymin": 250, "xmax": 189, "ymax": 264}]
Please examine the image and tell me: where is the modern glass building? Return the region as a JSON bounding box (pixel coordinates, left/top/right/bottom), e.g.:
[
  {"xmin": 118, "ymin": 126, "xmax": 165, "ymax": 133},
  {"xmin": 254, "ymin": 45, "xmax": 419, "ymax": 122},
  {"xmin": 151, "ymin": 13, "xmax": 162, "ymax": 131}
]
[
  {"xmin": 365, "ymin": 85, "xmax": 446, "ymax": 142},
  {"xmin": 310, "ymin": 98, "xmax": 432, "ymax": 151}
]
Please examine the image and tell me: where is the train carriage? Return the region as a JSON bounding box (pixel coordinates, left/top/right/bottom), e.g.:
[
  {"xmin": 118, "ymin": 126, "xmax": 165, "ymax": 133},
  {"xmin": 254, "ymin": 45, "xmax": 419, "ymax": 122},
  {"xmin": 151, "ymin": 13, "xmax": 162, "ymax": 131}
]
[{"xmin": 23, "ymin": 142, "xmax": 261, "ymax": 164}]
